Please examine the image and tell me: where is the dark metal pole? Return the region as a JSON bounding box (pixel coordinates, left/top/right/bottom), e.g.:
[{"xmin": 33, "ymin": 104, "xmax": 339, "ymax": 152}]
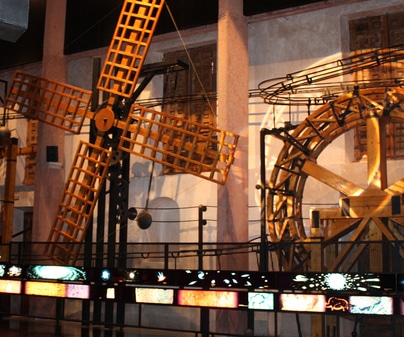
[
  {"xmin": 198, "ymin": 205, "xmax": 207, "ymax": 270},
  {"xmin": 259, "ymin": 128, "xmax": 269, "ymax": 272},
  {"xmin": 197, "ymin": 205, "xmax": 209, "ymax": 337}
]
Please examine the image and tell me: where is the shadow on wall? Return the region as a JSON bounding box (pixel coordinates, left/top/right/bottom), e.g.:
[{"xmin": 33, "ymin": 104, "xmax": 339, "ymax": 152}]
[{"xmin": 140, "ymin": 197, "xmax": 180, "ymax": 242}]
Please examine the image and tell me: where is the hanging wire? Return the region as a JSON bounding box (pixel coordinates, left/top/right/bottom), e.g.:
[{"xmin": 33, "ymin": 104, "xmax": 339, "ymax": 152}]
[
  {"xmin": 164, "ymin": 2, "xmax": 217, "ymax": 116},
  {"xmin": 63, "ymin": 3, "xmax": 122, "ymax": 52}
]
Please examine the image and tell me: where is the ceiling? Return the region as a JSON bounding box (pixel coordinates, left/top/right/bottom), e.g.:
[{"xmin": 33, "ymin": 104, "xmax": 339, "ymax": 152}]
[{"xmin": 0, "ymin": 0, "xmax": 323, "ymax": 70}]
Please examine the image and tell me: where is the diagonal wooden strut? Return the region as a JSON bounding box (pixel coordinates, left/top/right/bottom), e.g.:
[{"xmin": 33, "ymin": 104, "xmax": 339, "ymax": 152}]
[{"xmin": 44, "ymin": 140, "xmax": 112, "ymax": 265}]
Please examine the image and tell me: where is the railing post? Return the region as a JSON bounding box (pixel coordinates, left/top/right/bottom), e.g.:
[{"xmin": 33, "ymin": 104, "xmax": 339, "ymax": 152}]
[{"xmin": 198, "ymin": 205, "xmax": 207, "ymax": 270}]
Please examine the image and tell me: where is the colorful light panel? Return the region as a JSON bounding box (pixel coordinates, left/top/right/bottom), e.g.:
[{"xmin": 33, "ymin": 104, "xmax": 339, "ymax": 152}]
[
  {"xmin": 26, "ymin": 265, "xmax": 86, "ymax": 281},
  {"xmin": 248, "ymin": 292, "xmax": 274, "ymax": 310},
  {"xmin": 279, "ymin": 293, "xmax": 326, "ymax": 312},
  {"xmin": 0, "ymin": 280, "xmax": 21, "ymax": 294},
  {"xmin": 66, "ymin": 284, "xmax": 90, "ymax": 299},
  {"xmin": 135, "ymin": 287, "xmax": 174, "ymax": 304},
  {"xmin": 349, "ymin": 296, "xmax": 393, "ymax": 315},
  {"xmin": 25, "ymin": 281, "xmax": 66, "ymax": 297},
  {"xmin": 178, "ymin": 290, "xmax": 238, "ymax": 308}
]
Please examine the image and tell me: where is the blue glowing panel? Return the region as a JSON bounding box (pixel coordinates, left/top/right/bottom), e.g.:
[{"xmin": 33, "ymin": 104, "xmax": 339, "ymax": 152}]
[
  {"xmin": 27, "ymin": 265, "xmax": 86, "ymax": 281},
  {"xmin": 349, "ymin": 296, "xmax": 393, "ymax": 315},
  {"xmin": 100, "ymin": 269, "xmax": 111, "ymax": 282},
  {"xmin": 248, "ymin": 292, "xmax": 274, "ymax": 310}
]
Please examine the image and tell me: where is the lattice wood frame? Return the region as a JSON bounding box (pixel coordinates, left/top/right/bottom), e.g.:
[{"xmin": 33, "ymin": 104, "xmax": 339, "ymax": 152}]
[{"xmin": 119, "ymin": 104, "xmax": 238, "ymax": 184}]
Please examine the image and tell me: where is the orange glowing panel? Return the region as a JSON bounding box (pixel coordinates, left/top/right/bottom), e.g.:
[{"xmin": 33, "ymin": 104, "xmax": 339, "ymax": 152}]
[
  {"xmin": 177, "ymin": 290, "xmax": 238, "ymax": 308},
  {"xmin": 279, "ymin": 293, "xmax": 326, "ymax": 313},
  {"xmin": 0, "ymin": 280, "xmax": 21, "ymax": 294},
  {"xmin": 25, "ymin": 281, "xmax": 67, "ymax": 298}
]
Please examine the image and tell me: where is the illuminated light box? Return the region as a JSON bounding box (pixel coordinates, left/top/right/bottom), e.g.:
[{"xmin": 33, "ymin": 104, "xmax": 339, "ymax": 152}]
[
  {"xmin": 248, "ymin": 292, "xmax": 274, "ymax": 310},
  {"xmin": 178, "ymin": 289, "xmax": 238, "ymax": 308},
  {"xmin": 286, "ymin": 272, "xmax": 395, "ymax": 292},
  {"xmin": 182, "ymin": 270, "xmax": 275, "ymax": 289},
  {"xmin": 106, "ymin": 288, "xmax": 115, "ymax": 300},
  {"xmin": 135, "ymin": 287, "xmax": 174, "ymax": 304},
  {"xmin": 325, "ymin": 296, "xmax": 350, "ymax": 312},
  {"xmin": 7, "ymin": 265, "xmax": 22, "ymax": 278},
  {"xmin": 25, "ymin": 281, "xmax": 66, "ymax": 298},
  {"xmin": 0, "ymin": 264, "xmax": 6, "ymax": 277},
  {"xmin": 279, "ymin": 293, "xmax": 326, "ymax": 312},
  {"xmin": 27, "ymin": 265, "xmax": 86, "ymax": 281},
  {"xmin": 66, "ymin": 284, "xmax": 90, "ymax": 299},
  {"xmin": 0, "ymin": 280, "xmax": 21, "ymax": 294},
  {"xmin": 349, "ymin": 296, "xmax": 393, "ymax": 315},
  {"xmin": 136, "ymin": 269, "xmax": 176, "ymax": 286}
]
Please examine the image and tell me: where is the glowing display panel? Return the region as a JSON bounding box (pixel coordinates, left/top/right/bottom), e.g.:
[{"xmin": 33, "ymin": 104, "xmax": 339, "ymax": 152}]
[
  {"xmin": 27, "ymin": 265, "xmax": 86, "ymax": 281},
  {"xmin": 248, "ymin": 292, "xmax": 274, "ymax": 310},
  {"xmin": 135, "ymin": 287, "xmax": 174, "ymax": 304},
  {"xmin": 0, "ymin": 280, "xmax": 21, "ymax": 294},
  {"xmin": 66, "ymin": 284, "xmax": 90, "ymax": 299},
  {"xmin": 25, "ymin": 281, "xmax": 66, "ymax": 298},
  {"xmin": 349, "ymin": 296, "xmax": 393, "ymax": 315},
  {"xmin": 178, "ymin": 290, "xmax": 238, "ymax": 308},
  {"xmin": 325, "ymin": 296, "xmax": 350, "ymax": 312},
  {"xmin": 279, "ymin": 293, "xmax": 326, "ymax": 312},
  {"xmin": 283, "ymin": 272, "xmax": 395, "ymax": 292}
]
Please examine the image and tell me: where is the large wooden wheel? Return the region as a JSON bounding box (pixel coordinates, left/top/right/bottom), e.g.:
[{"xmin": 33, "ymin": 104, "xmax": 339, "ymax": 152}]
[{"xmin": 267, "ymin": 86, "xmax": 404, "ymax": 272}]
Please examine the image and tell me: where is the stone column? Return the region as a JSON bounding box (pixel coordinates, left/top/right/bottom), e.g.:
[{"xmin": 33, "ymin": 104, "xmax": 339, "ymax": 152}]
[
  {"xmin": 29, "ymin": 0, "xmax": 67, "ymax": 319},
  {"xmin": 32, "ymin": 1, "xmax": 67, "ymax": 254},
  {"xmin": 217, "ymin": 0, "xmax": 249, "ymax": 269},
  {"xmin": 217, "ymin": 0, "xmax": 249, "ymax": 335}
]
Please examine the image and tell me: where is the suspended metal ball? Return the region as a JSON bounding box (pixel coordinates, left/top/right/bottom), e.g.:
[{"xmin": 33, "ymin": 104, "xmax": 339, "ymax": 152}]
[
  {"xmin": 127, "ymin": 207, "xmax": 138, "ymax": 220},
  {"xmin": 0, "ymin": 126, "xmax": 11, "ymax": 140},
  {"xmin": 137, "ymin": 209, "xmax": 152, "ymax": 230}
]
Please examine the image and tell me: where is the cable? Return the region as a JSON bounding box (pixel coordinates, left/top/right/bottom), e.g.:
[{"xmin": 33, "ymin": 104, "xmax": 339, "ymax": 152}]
[{"xmin": 164, "ymin": 2, "xmax": 217, "ymax": 117}]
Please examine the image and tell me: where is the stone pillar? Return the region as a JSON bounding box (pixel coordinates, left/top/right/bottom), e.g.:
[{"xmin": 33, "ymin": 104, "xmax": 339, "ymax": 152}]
[
  {"xmin": 32, "ymin": 1, "xmax": 67, "ymax": 252},
  {"xmin": 29, "ymin": 0, "xmax": 67, "ymax": 319},
  {"xmin": 217, "ymin": 0, "xmax": 249, "ymax": 335},
  {"xmin": 217, "ymin": 0, "xmax": 249, "ymax": 268}
]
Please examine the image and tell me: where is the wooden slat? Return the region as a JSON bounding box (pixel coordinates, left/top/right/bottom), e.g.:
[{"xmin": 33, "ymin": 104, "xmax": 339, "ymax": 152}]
[
  {"xmin": 5, "ymin": 71, "xmax": 91, "ymax": 134},
  {"xmin": 45, "ymin": 140, "xmax": 112, "ymax": 265},
  {"xmin": 118, "ymin": 104, "xmax": 239, "ymax": 184},
  {"xmin": 97, "ymin": 0, "xmax": 165, "ymax": 97}
]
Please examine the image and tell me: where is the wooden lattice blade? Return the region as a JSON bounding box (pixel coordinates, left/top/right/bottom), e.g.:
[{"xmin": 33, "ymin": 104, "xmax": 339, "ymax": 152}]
[
  {"xmin": 118, "ymin": 105, "xmax": 239, "ymax": 184},
  {"xmin": 97, "ymin": 0, "xmax": 165, "ymax": 98},
  {"xmin": 4, "ymin": 71, "xmax": 91, "ymax": 134},
  {"xmin": 45, "ymin": 140, "xmax": 112, "ymax": 265}
]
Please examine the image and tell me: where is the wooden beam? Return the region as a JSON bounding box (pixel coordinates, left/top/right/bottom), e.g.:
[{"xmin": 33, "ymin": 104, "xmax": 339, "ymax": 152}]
[
  {"xmin": 1, "ymin": 138, "xmax": 18, "ymax": 262},
  {"xmin": 301, "ymin": 160, "xmax": 364, "ymax": 196}
]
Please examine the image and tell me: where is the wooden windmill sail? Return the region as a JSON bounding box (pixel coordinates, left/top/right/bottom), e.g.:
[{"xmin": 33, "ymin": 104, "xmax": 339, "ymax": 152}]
[{"xmin": 4, "ymin": 0, "xmax": 239, "ymax": 265}]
